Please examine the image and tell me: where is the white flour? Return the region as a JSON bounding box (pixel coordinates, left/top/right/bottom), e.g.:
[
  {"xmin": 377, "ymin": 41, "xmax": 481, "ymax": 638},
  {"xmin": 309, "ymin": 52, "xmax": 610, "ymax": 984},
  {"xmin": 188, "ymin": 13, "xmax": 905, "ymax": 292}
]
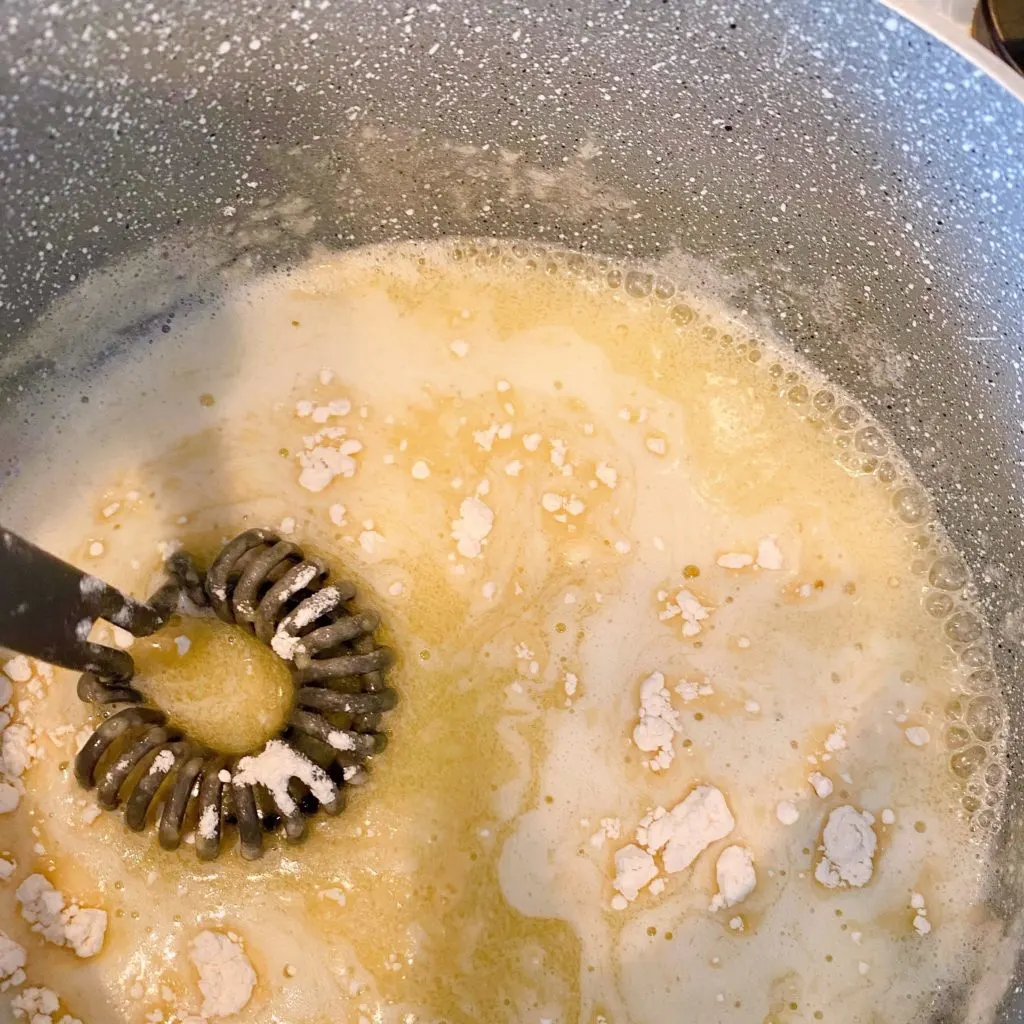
[
  {"xmin": 911, "ymin": 892, "xmax": 932, "ymax": 936},
  {"xmin": 3, "ymin": 659, "xmax": 32, "ymax": 684},
  {"xmin": 270, "ymin": 585, "xmax": 339, "ymax": 661},
  {"xmin": 905, "ymin": 726, "xmax": 931, "ymax": 747},
  {"xmin": 815, "ymin": 806, "xmax": 878, "ymax": 889},
  {"xmin": 149, "ymin": 749, "xmax": 176, "ymax": 775},
  {"xmin": 15, "ymin": 874, "xmax": 107, "ymax": 957},
  {"xmin": 15, "ymin": 874, "xmax": 67, "ymax": 944},
  {"xmin": 716, "ymin": 552, "xmax": 753, "ymax": 569},
  {"xmin": 297, "ymin": 434, "xmax": 363, "ymax": 493},
  {"xmin": 611, "ymin": 785, "xmax": 736, "ymax": 909},
  {"xmin": 0, "ymin": 932, "xmax": 26, "ymax": 991},
  {"xmin": 0, "ymin": 724, "xmax": 33, "ymax": 778},
  {"xmin": 808, "ymin": 772, "xmax": 834, "ymax": 799},
  {"xmin": 1, "ymin": 658, "xmax": 48, "ymax": 818},
  {"xmin": 188, "ymin": 930, "xmax": 256, "ymax": 1018},
  {"xmin": 754, "ymin": 536, "xmax": 784, "ymax": 570},
  {"xmin": 327, "ymin": 730, "xmax": 357, "ymax": 751},
  {"xmin": 10, "ymin": 986, "xmax": 82, "ymax": 1024},
  {"xmin": 451, "ymin": 496, "xmax": 494, "ymax": 558},
  {"xmin": 197, "ymin": 803, "xmax": 220, "ymax": 841},
  {"xmin": 824, "ymin": 724, "xmax": 848, "ymax": 753},
  {"xmin": 232, "ymin": 739, "xmax": 335, "ymax": 816},
  {"xmin": 659, "ymin": 589, "xmax": 709, "ymax": 637},
  {"xmin": 631, "ymin": 672, "xmax": 680, "ymax": 772},
  {"xmin": 709, "ymin": 846, "xmax": 757, "ymax": 912},
  {"xmin": 594, "ymin": 462, "xmax": 618, "ymax": 488},
  {"xmin": 640, "ymin": 786, "xmax": 735, "ymax": 874},
  {"xmin": 611, "ymin": 845, "xmax": 659, "ymax": 905}
]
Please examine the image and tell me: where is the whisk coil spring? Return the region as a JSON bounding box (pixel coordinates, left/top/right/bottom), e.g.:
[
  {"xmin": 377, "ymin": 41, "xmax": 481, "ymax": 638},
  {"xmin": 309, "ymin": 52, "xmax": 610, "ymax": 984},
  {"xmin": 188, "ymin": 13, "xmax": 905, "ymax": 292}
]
[{"xmin": 73, "ymin": 528, "xmax": 397, "ymax": 860}]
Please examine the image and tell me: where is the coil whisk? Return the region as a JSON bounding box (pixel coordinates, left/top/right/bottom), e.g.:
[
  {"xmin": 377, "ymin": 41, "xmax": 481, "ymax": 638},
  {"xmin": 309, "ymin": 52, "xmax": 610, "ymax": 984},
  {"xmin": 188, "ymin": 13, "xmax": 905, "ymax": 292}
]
[{"xmin": 73, "ymin": 528, "xmax": 397, "ymax": 860}]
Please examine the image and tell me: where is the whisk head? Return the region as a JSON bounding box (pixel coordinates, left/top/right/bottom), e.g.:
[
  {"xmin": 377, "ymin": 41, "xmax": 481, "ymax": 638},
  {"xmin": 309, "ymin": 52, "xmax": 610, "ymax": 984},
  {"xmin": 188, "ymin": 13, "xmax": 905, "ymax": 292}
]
[{"xmin": 72, "ymin": 528, "xmax": 397, "ymax": 860}]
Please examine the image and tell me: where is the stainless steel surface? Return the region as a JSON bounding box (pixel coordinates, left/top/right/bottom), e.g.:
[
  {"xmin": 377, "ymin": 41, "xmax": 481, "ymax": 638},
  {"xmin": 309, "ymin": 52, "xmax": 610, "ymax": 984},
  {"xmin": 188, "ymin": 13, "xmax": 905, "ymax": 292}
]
[{"xmin": 1, "ymin": 0, "xmax": 1023, "ymax": 1016}]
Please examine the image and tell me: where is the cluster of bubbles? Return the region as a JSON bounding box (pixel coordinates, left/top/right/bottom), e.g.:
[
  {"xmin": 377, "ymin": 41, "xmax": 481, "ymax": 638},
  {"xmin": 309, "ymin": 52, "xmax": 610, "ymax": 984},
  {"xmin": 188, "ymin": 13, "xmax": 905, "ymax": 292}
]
[
  {"xmin": 760, "ymin": 371, "xmax": 1007, "ymax": 834},
  {"xmin": 447, "ymin": 237, "xmax": 1008, "ymax": 837}
]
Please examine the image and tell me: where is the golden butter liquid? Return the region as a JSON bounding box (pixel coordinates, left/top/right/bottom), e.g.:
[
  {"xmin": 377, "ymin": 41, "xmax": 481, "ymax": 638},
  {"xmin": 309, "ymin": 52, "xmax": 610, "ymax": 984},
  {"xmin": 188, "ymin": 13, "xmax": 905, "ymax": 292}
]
[{"xmin": 0, "ymin": 241, "xmax": 1006, "ymax": 1024}]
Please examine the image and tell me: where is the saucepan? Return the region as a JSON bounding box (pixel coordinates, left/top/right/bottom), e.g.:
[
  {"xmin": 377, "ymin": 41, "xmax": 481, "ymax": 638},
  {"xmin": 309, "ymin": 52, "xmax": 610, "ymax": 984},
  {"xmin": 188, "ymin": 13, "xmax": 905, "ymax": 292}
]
[{"xmin": 0, "ymin": 0, "xmax": 1022, "ymax": 1020}]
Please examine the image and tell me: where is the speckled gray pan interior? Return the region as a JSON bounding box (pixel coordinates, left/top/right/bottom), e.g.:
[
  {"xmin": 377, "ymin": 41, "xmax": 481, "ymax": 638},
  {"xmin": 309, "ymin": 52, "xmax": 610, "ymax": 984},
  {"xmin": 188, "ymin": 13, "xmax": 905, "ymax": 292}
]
[{"xmin": 1, "ymin": 0, "xmax": 1023, "ymax": 1017}]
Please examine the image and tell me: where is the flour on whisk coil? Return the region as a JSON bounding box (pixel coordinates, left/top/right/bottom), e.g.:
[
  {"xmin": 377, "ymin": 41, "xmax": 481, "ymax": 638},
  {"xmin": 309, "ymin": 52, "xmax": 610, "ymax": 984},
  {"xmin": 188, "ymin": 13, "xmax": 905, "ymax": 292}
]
[{"xmin": 73, "ymin": 528, "xmax": 397, "ymax": 860}]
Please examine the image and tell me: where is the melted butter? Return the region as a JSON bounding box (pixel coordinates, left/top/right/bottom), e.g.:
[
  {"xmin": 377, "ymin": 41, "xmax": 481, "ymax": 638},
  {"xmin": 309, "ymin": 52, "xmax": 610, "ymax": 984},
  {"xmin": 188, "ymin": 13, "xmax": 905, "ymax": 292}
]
[
  {"xmin": 134, "ymin": 619, "xmax": 293, "ymax": 755},
  {"xmin": 0, "ymin": 241, "xmax": 1006, "ymax": 1024}
]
